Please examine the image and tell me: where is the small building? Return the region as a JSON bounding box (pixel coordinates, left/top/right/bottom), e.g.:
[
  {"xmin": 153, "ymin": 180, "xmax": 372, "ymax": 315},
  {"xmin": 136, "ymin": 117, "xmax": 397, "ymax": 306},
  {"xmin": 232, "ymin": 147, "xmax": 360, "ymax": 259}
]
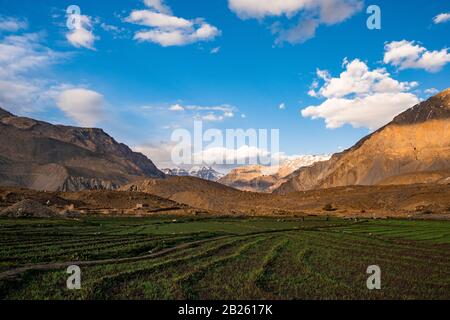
[{"xmin": 135, "ymin": 203, "xmax": 150, "ymax": 209}]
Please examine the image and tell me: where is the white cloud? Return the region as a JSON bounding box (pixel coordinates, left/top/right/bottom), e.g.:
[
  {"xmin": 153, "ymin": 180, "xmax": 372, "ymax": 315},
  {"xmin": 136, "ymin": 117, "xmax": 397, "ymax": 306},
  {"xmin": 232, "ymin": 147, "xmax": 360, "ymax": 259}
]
[
  {"xmin": 279, "ymin": 102, "xmax": 286, "ymax": 110},
  {"xmin": 424, "ymin": 88, "xmax": 439, "ymax": 95},
  {"xmin": 229, "ymin": 0, "xmax": 363, "ymax": 45},
  {"xmin": 188, "ymin": 104, "xmax": 235, "ymax": 122},
  {"xmin": 169, "ymin": 103, "xmax": 185, "ymax": 111},
  {"xmin": 135, "ymin": 142, "xmax": 272, "ymax": 168},
  {"xmin": 229, "ymin": 0, "xmax": 310, "ymax": 19},
  {"xmin": 143, "ymin": 0, "xmax": 173, "ymax": 15},
  {"xmin": 167, "ymin": 103, "xmax": 236, "ymax": 122},
  {"xmin": 134, "ymin": 141, "xmax": 177, "ymax": 168},
  {"xmin": 127, "ymin": 0, "xmax": 220, "ymax": 47},
  {"xmin": 0, "ymin": 32, "xmax": 67, "ymax": 114},
  {"xmin": 196, "ymin": 145, "xmax": 272, "ymax": 165},
  {"xmin": 302, "ymin": 93, "xmax": 419, "ymax": 130},
  {"xmin": 272, "ymin": 19, "xmax": 319, "ymax": 45},
  {"xmin": 198, "ymin": 113, "xmax": 225, "ymax": 122},
  {"xmin": 0, "ymin": 24, "xmax": 105, "ymax": 126},
  {"xmin": 100, "ymin": 22, "xmax": 128, "ymax": 39},
  {"xmin": 0, "ymin": 16, "xmax": 28, "ymax": 32},
  {"xmin": 127, "ymin": 10, "xmax": 192, "ymax": 29},
  {"xmin": 135, "ymin": 142, "xmax": 273, "ymax": 168},
  {"xmin": 0, "ymin": 33, "xmax": 62, "ymax": 78},
  {"xmin": 302, "ymin": 58, "xmax": 420, "ymax": 130},
  {"xmin": 66, "ymin": 15, "xmax": 97, "ymax": 50},
  {"xmin": 210, "ymin": 46, "xmax": 221, "ymax": 54},
  {"xmin": 136, "ymin": 140, "xmax": 328, "ymax": 172},
  {"xmin": 310, "ymin": 58, "xmax": 418, "ymax": 99},
  {"xmin": 433, "ymin": 13, "xmax": 450, "ymax": 24},
  {"xmin": 56, "ymin": 89, "xmax": 105, "ymax": 127},
  {"xmin": 384, "ymin": 40, "xmax": 450, "ymax": 73}
]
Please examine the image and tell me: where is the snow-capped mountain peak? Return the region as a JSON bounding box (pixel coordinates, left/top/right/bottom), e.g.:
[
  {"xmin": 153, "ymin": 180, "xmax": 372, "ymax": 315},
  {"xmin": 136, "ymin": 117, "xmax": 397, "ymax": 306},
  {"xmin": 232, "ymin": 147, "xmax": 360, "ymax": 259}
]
[{"xmin": 162, "ymin": 166, "xmax": 224, "ymax": 181}]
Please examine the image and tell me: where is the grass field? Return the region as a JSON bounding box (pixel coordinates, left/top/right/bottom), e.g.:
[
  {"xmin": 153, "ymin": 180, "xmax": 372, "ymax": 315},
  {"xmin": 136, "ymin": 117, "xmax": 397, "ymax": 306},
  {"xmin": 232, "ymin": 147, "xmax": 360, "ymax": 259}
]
[{"xmin": 0, "ymin": 216, "xmax": 449, "ymax": 300}]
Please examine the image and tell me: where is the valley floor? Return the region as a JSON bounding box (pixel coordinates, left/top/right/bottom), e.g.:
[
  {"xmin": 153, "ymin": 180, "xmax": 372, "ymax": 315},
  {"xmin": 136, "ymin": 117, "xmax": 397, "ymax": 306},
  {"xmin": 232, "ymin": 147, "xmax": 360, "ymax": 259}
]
[{"xmin": 0, "ymin": 216, "xmax": 449, "ymax": 300}]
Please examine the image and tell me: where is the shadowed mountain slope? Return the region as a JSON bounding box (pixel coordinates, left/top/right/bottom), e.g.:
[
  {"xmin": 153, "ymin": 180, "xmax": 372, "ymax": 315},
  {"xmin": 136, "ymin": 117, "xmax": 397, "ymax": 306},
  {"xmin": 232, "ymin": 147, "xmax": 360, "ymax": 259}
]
[{"xmin": 0, "ymin": 107, "xmax": 164, "ymax": 191}]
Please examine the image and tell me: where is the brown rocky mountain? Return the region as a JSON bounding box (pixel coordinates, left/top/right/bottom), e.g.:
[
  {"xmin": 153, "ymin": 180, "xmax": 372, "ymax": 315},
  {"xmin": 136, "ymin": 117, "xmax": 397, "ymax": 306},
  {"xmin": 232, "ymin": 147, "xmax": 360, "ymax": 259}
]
[
  {"xmin": 0, "ymin": 107, "xmax": 164, "ymax": 191},
  {"xmin": 120, "ymin": 176, "xmax": 243, "ymax": 213},
  {"xmin": 218, "ymin": 165, "xmax": 278, "ymax": 193},
  {"xmin": 219, "ymin": 155, "xmax": 330, "ymax": 193},
  {"xmin": 275, "ymin": 88, "xmax": 450, "ymax": 194}
]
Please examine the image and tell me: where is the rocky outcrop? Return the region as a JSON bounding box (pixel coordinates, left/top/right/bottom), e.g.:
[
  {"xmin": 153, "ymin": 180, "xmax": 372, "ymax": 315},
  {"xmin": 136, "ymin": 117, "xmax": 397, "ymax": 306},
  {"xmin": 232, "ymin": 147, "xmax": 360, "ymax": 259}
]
[{"xmin": 0, "ymin": 199, "xmax": 59, "ymax": 218}]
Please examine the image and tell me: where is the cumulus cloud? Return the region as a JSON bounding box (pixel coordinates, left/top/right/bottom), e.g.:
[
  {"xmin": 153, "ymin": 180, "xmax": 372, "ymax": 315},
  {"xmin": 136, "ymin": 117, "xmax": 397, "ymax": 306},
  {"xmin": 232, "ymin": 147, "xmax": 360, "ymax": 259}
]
[
  {"xmin": 228, "ymin": 0, "xmax": 363, "ymax": 45},
  {"xmin": 433, "ymin": 13, "xmax": 450, "ymax": 24},
  {"xmin": 66, "ymin": 15, "xmax": 98, "ymax": 50},
  {"xmin": 143, "ymin": 0, "xmax": 173, "ymax": 14},
  {"xmin": 0, "ymin": 16, "xmax": 28, "ymax": 32},
  {"xmin": 301, "ymin": 58, "xmax": 420, "ymax": 130},
  {"xmin": 127, "ymin": 0, "xmax": 220, "ymax": 47},
  {"xmin": 56, "ymin": 88, "xmax": 106, "ymax": 127},
  {"xmin": 384, "ymin": 40, "xmax": 450, "ymax": 73},
  {"xmin": 195, "ymin": 145, "xmax": 272, "ymax": 165},
  {"xmin": 137, "ymin": 138, "xmax": 329, "ymax": 173},
  {"xmin": 0, "ymin": 32, "xmax": 66, "ymax": 113},
  {"xmin": 136, "ymin": 141, "xmax": 277, "ymax": 168}
]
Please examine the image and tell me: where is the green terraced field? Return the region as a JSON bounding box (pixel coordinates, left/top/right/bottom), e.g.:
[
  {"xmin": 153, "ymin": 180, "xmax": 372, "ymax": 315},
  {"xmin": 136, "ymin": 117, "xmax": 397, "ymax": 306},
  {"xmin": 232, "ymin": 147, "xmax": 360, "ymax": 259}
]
[{"xmin": 0, "ymin": 216, "xmax": 449, "ymax": 300}]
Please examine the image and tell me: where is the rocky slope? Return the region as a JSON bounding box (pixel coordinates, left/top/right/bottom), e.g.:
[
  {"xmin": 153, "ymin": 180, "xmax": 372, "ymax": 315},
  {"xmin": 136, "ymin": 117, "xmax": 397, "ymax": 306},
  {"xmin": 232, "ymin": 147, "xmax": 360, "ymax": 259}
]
[
  {"xmin": 275, "ymin": 88, "xmax": 450, "ymax": 194},
  {"xmin": 219, "ymin": 155, "xmax": 330, "ymax": 192},
  {"xmin": 120, "ymin": 176, "xmax": 243, "ymax": 213},
  {"xmin": 120, "ymin": 176, "xmax": 450, "ymax": 218},
  {"xmin": 0, "ymin": 107, "xmax": 164, "ymax": 191}
]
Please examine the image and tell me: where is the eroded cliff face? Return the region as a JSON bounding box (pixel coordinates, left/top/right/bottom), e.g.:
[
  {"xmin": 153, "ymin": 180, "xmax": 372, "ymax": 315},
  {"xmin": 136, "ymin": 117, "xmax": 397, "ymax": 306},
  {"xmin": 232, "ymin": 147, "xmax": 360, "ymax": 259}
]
[
  {"xmin": 0, "ymin": 107, "xmax": 164, "ymax": 191},
  {"xmin": 275, "ymin": 88, "xmax": 450, "ymax": 194}
]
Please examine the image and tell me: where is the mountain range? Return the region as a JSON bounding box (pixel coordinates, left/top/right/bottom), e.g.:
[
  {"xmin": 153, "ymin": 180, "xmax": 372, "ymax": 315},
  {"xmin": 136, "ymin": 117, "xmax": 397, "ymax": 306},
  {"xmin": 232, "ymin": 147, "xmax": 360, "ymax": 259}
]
[
  {"xmin": 0, "ymin": 88, "xmax": 449, "ymax": 197},
  {"xmin": 0, "ymin": 107, "xmax": 164, "ymax": 191}
]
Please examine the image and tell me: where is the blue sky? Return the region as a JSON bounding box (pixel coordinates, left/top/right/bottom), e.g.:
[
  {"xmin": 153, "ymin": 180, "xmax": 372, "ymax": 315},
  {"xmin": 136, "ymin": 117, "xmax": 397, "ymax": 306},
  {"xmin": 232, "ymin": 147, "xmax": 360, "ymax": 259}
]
[{"xmin": 0, "ymin": 0, "xmax": 449, "ymax": 168}]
